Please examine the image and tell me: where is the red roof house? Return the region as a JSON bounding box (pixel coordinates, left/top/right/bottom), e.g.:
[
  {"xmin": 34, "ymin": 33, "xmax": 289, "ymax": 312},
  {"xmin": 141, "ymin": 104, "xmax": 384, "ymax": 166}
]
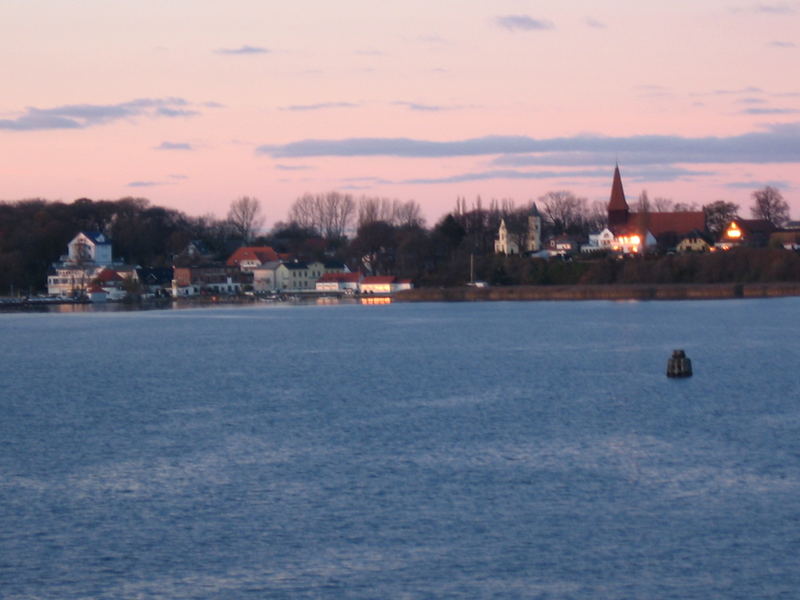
[{"xmin": 226, "ymin": 246, "xmax": 280, "ymax": 270}]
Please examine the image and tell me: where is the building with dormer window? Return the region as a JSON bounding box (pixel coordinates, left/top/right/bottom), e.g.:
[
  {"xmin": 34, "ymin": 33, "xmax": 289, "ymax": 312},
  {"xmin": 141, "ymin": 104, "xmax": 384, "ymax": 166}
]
[{"xmin": 47, "ymin": 232, "xmax": 125, "ymax": 297}]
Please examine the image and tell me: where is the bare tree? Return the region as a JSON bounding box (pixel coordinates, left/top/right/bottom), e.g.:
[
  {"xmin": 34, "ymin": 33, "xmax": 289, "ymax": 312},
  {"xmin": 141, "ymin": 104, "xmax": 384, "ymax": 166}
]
[
  {"xmin": 635, "ymin": 190, "xmax": 651, "ymax": 213},
  {"xmin": 653, "ymin": 197, "xmax": 674, "ymax": 212},
  {"xmin": 394, "ymin": 200, "xmax": 425, "ymax": 228},
  {"xmin": 357, "ymin": 197, "xmax": 424, "ymax": 228},
  {"xmin": 227, "ymin": 196, "xmax": 264, "ymax": 244},
  {"xmin": 538, "ymin": 190, "xmax": 588, "ymax": 235},
  {"xmin": 289, "ymin": 192, "xmax": 355, "ymax": 239},
  {"xmin": 586, "ymin": 200, "xmax": 608, "ymax": 232},
  {"xmin": 703, "ymin": 200, "xmax": 739, "ymax": 235},
  {"xmin": 357, "ymin": 197, "xmax": 395, "ymax": 227},
  {"xmin": 750, "ymin": 185, "xmax": 789, "ymax": 227}
]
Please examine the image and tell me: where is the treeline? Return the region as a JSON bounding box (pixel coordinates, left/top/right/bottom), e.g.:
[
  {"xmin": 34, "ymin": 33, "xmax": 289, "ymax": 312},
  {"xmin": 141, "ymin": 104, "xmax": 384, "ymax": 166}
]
[
  {"xmin": 477, "ymin": 248, "xmax": 800, "ymax": 286},
  {"xmin": 1, "ymin": 190, "xmax": 797, "ymax": 294},
  {"xmin": 0, "ymin": 193, "xmax": 589, "ymax": 293},
  {"xmin": 0, "ymin": 197, "xmax": 229, "ymax": 293}
]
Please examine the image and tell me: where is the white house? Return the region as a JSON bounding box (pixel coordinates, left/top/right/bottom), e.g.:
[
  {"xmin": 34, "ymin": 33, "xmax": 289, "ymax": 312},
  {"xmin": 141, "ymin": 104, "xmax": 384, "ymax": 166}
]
[
  {"xmin": 315, "ymin": 272, "xmax": 362, "ymax": 293},
  {"xmin": 582, "ymin": 228, "xmax": 616, "ymax": 253},
  {"xmin": 581, "ymin": 227, "xmax": 657, "ymax": 255},
  {"xmin": 359, "ymin": 276, "xmax": 413, "ymax": 294},
  {"xmin": 47, "ymin": 232, "xmax": 120, "ymax": 297}
]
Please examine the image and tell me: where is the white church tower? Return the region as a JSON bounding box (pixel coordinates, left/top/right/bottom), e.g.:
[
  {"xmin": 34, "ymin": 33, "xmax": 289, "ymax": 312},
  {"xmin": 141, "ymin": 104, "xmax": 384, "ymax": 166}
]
[{"xmin": 526, "ymin": 203, "xmax": 542, "ymax": 253}]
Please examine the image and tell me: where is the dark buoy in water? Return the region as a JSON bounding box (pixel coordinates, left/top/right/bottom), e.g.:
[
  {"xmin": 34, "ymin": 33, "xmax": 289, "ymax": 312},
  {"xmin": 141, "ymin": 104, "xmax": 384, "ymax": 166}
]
[{"xmin": 667, "ymin": 349, "xmax": 692, "ymax": 378}]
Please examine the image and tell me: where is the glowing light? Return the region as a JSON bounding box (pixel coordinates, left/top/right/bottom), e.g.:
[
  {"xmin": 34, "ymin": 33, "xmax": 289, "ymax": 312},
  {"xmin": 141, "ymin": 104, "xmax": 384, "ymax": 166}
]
[
  {"xmin": 726, "ymin": 223, "xmax": 742, "ymax": 239},
  {"xmin": 630, "ymin": 235, "xmax": 641, "ymax": 245}
]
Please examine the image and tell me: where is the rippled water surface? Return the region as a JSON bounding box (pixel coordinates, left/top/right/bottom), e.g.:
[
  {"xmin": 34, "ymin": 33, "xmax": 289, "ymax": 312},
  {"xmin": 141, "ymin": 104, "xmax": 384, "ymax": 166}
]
[{"xmin": 2, "ymin": 299, "xmax": 800, "ymax": 599}]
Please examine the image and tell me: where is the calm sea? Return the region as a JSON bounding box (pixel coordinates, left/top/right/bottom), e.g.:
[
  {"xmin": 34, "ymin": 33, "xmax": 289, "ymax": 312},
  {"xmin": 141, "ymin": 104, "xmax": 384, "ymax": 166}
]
[{"xmin": 1, "ymin": 299, "xmax": 799, "ymax": 599}]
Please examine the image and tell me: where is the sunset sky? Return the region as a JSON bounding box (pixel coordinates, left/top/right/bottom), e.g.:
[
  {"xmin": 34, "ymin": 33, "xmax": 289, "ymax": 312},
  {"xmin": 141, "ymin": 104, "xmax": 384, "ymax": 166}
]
[{"xmin": 2, "ymin": 0, "xmax": 799, "ymax": 226}]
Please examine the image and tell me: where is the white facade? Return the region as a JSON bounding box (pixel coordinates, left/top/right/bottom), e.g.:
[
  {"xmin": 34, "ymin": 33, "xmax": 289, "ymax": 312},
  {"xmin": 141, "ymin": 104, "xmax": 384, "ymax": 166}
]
[
  {"xmin": 582, "ymin": 228, "xmax": 616, "ymax": 253},
  {"xmin": 494, "ymin": 219, "xmax": 520, "ymax": 255},
  {"xmin": 582, "ymin": 228, "xmax": 656, "ymax": 254},
  {"xmin": 47, "ymin": 232, "xmax": 117, "ymax": 296},
  {"xmin": 526, "ymin": 212, "xmax": 542, "ymax": 252},
  {"xmin": 68, "ymin": 232, "xmax": 113, "ymax": 266},
  {"xmin": 254, "ymin": 261, "xmax": 326, "ymax": 292},
  {"xmin": 252, "ymin": 261, "xmax": 281, "ymax": 293},
  {"xmin": 47, "ymin": 266, "xmax": 102, "ymax": 297}
]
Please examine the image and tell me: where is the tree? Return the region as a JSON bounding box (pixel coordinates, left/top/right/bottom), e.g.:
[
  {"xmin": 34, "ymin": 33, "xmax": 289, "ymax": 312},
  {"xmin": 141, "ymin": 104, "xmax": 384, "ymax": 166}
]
[
  {"xmin": 357, "ymin": 196, "xmax": 424, "ymax": 228},
  {"xmin": 350, "ymin": 220, "xmax": 396, "ymax": 274},
  {"xmin": 537, "ymin": 190, "xmax": 588, "ymax": 235},
  {"xmin": 227, "ymin": 196, "xmax": 264, "ymax": 244},
  {"xmin": 703, "ymin": 200, "xmax": 739, "ymax": 235},
  {"xmin": 750, "ymin": 186, "xmax": 789, "ymax": 228},
  {"xmin": 653, "ymin": 197, "xmax": 674, "ymax": 212},
  {"xmin": 635, "ymin": 190, "xmax": 651, "ymax": 213},
  {"xmin": 289, "ymin": 192, "xmax": 355, "ymax": 240}
]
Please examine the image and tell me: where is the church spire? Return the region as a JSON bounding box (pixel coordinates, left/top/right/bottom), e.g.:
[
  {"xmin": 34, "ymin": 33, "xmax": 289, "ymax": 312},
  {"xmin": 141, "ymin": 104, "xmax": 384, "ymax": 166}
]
[{"xmin": 607, "ymin": 164, "xmax": 630, "ymax": 232}]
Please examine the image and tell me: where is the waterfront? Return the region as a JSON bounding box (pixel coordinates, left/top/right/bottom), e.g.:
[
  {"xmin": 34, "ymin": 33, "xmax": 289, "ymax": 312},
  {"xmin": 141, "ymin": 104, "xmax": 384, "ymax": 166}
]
[{"xmin": 2, "ymin": 300, "xmax": 800, "ymax": 598}]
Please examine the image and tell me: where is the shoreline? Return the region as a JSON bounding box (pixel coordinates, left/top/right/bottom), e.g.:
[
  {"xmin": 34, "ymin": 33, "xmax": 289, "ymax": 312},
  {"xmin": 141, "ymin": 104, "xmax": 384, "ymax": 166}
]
[{"xmin": 395, "ymin": 282, "xmax": 800, "ymax": 302}]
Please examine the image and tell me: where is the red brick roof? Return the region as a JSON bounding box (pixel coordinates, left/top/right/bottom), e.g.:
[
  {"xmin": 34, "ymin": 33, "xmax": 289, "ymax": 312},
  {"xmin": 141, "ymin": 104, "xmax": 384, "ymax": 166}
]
[
  {"xmin": 96, "ymin": 268, "xmax": 123, "ymax": 282},
  {"xmin": 629, "ymin": 211, "xmax": 706, "ymax": 237},
  {"xmin": 226, "ymin": 246, "xmax": 279, "ymax": 267}
]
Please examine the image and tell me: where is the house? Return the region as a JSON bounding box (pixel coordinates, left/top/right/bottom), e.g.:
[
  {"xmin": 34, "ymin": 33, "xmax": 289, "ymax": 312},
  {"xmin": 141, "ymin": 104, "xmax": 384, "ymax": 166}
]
[
  {"xmin": 393, "ymin": 279, "xmax": 414, "ymax": 293},
  {"xmin": 94, "ymin": 267, "xmax": 128, "ymax": 301},
  {"xmin": 582, "ymin": 228, "xmax": 616, "ymax": 253},
  {"xmin": 278, "ymin": 261, "xmax": 314, "ymax": 290},
  {"xmin": 360, "ymin": 275, "xmax": 396, "ymax": 294},
  {"xmin": 172, "ymin": 266, "xmax": 251, "ymax": 296},
  {"xmin": 611, "ymin": 228, "xmax": 657, "ymax": 254},
  {"xmin": 68, "ymin": 231, "xmax": 113, "ymax": 266},
  {"xmin": 172, "ymin": 240, "xmax": 216, "ymax": 267},
  {"xmin": 547, "ymin": 235, "xmax": 581, "ymax": 255},
  {"xmin": 226, "ymin": 246, "xmax": 281, "ymax": 271},
  {"xmin": 315, "ymin": 272, "xmax": 362, "ymax": 293},
  {"xmin": 323, "ymin": 260, "xmax": 350, "ymax": 274},
  {"xmin": 716, "ymin": 218, "xmax": 776, "ymax": 249},
  {"xmin": 251, "ymin": 261, "xmax": 282, "ymax": 293},
  {"xmin": 87, "ymin": 284, "xmax": 108, "ymax": 303},
  {"xmin": 135, "ymin": 267, "xmax": 174, "ymax": 296},
  {"xmin": 359, "ymin": 275, "xmax": 413, "ymax": 294},
  {"xmin": 607, "ymin": 165, "xmax": 706, "ymax": 248},
  {"xmin": 47, "ymin": 232, "xmax": 122, "ymax": 297},
  {"xmin": 676, "ymin": 232, "xmax": 711, "ymax": 253}
]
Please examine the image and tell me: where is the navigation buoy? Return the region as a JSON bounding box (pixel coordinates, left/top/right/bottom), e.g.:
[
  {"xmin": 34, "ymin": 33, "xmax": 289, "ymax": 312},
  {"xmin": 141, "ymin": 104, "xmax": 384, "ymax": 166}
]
[{"xmin": 666, "ymin": 349, "xmax": 692, "ymax": 378}]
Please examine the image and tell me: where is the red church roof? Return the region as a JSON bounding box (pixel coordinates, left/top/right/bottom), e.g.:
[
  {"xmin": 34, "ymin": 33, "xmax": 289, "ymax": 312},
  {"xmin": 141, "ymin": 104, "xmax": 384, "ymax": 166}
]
[
  {"xmin": 605, "ymin": 165, "xmax": 707, "ymax": 237},
  {"xmin": 629, "ymin": 211, "xmax": 707, "ymax": 237}
]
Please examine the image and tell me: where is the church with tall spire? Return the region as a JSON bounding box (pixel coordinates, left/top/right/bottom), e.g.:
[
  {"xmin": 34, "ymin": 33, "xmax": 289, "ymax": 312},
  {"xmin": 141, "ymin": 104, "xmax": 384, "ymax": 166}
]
[{"xmin": 605, "ymin": 164, "xmax": 706, "ymax": 248}]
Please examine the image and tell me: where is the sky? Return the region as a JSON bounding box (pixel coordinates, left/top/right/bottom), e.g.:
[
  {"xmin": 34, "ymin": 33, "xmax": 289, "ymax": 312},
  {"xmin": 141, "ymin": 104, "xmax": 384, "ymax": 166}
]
[{"xmin": 1, "ymin": 0, "xmax": 799, "ymax": 226}]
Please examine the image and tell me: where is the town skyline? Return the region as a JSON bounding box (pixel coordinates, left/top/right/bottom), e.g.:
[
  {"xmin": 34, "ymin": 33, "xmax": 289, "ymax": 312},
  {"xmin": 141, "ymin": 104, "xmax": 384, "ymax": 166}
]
[{"xmin": 2, "ymin": 1, "xmax": 799, "ymax": 225}]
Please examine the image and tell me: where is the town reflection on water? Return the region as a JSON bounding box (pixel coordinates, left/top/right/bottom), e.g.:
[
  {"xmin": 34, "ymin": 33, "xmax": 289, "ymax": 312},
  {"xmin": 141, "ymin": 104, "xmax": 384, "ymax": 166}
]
[{"xmin": 359, "ymin": 296, "xmax": 392, "ymax": 305}]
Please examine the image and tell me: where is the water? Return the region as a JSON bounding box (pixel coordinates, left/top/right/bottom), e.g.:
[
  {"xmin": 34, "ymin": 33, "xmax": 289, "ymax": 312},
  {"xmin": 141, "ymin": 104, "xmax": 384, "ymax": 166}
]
[{"xmin": 1, "ymin": 299, "xmax": 799, "ymax": 599}]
